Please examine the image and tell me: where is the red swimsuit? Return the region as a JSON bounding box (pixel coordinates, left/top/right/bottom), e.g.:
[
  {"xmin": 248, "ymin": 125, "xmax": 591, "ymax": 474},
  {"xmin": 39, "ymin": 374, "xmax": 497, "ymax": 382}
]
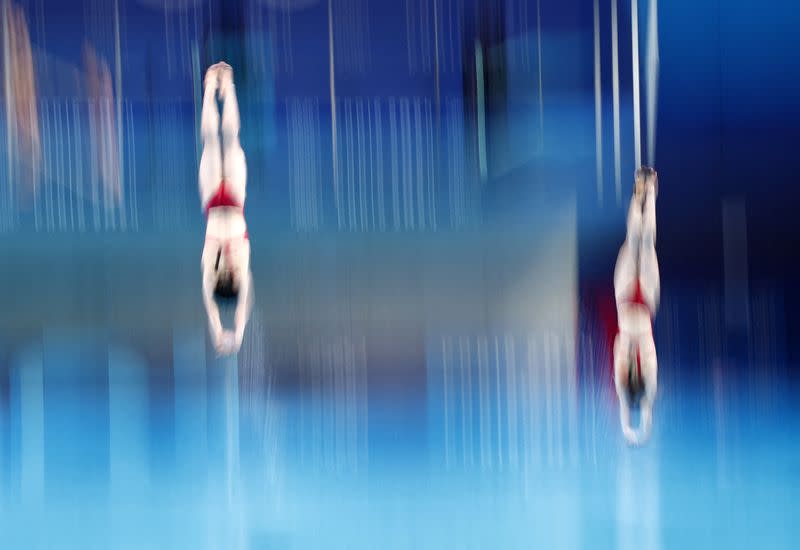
[
  {"xmin": 205, "ymin": 180, "xmax": 243, "ymax": 217},
  {"xmin": 205, "ymin": 181, "xmax": 249, "ymax": 265},
  {"xmin": 624, "ymin": 279, "xmax": 651, "ymax": 316},
  {"xmin": 620, "ymin": 279, "xmax": 652, "ymax": 381}
]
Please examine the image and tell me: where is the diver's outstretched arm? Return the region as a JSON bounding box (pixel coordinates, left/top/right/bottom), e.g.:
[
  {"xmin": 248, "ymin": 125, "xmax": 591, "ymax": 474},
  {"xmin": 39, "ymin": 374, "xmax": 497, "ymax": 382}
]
[
  {"xmin": 614, "ymin": 334, "xmax": 638, "ymax": 445},
  {"xmin": 232, "ymin": 271, "xmax": 253, "ymax": 352}
]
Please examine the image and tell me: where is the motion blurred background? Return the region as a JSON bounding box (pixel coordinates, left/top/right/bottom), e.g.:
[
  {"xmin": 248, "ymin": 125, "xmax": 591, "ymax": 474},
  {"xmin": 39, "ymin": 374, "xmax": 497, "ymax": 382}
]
[{"xmin": 0, "ymin": 1, "xmax": 798, "ymax": 548}]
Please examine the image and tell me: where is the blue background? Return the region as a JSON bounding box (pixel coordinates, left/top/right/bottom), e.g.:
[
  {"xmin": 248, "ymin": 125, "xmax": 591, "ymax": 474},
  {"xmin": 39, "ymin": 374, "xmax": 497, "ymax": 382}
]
[{"xmin": 0, "ymin": 0, "xmax": 799, "ymax": 548}]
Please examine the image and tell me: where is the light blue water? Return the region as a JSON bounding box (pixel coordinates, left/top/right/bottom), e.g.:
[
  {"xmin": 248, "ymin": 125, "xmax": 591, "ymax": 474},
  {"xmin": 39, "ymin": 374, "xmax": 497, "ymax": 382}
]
[
  {"xmin": 1, "ymin": 354, "xmax": 796, "ymax": 550},
  {"xmin": 1, "ymin": 234, "xmax": 797, "ymax": 549}
]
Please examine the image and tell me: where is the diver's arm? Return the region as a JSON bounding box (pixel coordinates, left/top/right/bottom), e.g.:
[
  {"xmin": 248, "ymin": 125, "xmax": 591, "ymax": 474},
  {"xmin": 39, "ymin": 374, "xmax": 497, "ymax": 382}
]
[
  {"xmin": 202, "ymin": 269, "xmax": 224, "ymax": 351},
  {"xmin": 232, "ymin": 271, "xmax": 253, "ymax": 352}
]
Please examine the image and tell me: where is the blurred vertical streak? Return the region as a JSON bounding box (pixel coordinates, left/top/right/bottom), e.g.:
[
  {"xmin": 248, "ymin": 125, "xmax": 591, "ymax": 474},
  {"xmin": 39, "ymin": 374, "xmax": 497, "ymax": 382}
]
[
  {"xmin": 405, "ymin": 0, "xmax": 414, "ymax": 71},
  {"xmin": 328, "ymin": 0, "xmax": 341, "ymax": 229},
  {"xmin": 286, "ymin": 0, "xmax": 295, "ymax": 74},
  {"xmin": 528, "ymin": 337, "xmax": 541, "ymax": 467},
  {"xmin": 107, "ymin": 346, "xmax": 148, "ymax": 504},
  {"xmin": 414, "ymin": 99, "xmax": 423, "ymax": 229},
  {"xmin": 238, "ymin": 312, "xmax": 280, "ymax": 483},
  {"xmin": 297, "ymin": 335, "xmax": 367, "ymax": 473},
  {"xmin": 357, "ymin": 99, "xmax": 365, "ymax": 230},
  {"xmin": 223, "ymin": 356, "xmax": 240, "ymax": 509},
  {"xmin": 45, "ymin": 100, "xmax": 58, "ymax": 231},
  {"xmin": 202, "ymin": 347, "xmax": 240, "ymax": 530},
  {"xmin": 192, "ymin": 41, "xmax": 201, "ymax": 166},
  {"xmin": 55, "ymin": 101, "xmax": 63, "ymax": 228},
  {"xmin": 401, "ymin": 98, "xmax": 410, "ymax": 229},
  {"xmin": 433, "ymin": 0, "xmax": 440, "ymax": 109},
  {"xmin": 553, "ymin": 333, "xmax": 565, "ymax": 468},
  {"xmin": 645, "ymin": 0, "xmax": 659, "ymax": 166},
  {"xmin": 433, "ymin": 1, "xmax": 442, "ymax": 231},
  {"xmin": 346, "ymin": 100, "xmax": 355, "ymax": 228},
  {"xmin": 616, "ymin": 451, "xmax": 634, "ymax": 550},
  {"xmin": 10, "ymin": 346, "xmax": 44, "ymax": 505},
  {"xmin": 2, "ymin": 0, "xmax": 42, "ymax": 225},
  {"xmin": 114, "ymin": 0, "xmax": 125, "ymax": 230},
  {"xmin": 125, "ymin": 101, "xmax": 137, "ymax": 230},
  {"xmin": 477, "ymin": 337, "xmax": 488, "ymax": 469},
  {"xmin": 505, "ymin": 336, "xmax": 517, "ymax": 469},
  {"xmin": 611, "ymin": 0, "xmax": 622, "ymax": 204},
  {"xmin": 2, "ymin": 0, "xmax": 14, "ymax": 217},
  {"xmin": 493, "ymin": 337, "xmax": 503, "ymax": 469},
  {"xmin": 375, "ymin": 98, "xmax": 385, "ymax": 231},
  {"xmin": 464, "ymin": 338, "xmax": 474, "ymax": 467},
  {"xmin": 475, "ymin": 41, "xmax": 487, "ymax": 183},
  {"xmin": 593, "ymin": 0, "xmax": 604, "ymax": 206},
  {"xmin": 441, "ymin": 338, "xmax": 451, "ymax": 468},
  {"xmin": 544, "ymin": 333, "xmax": 554, "ymax": 466},
  {"xmin": 536, "ymin": 0, "xmax": 543, "ymax": 149},
  {"xmin": 65, "ymin": 102, "xmax": 74, "ymax": 230},
  {"xmin": 14, "ymin": 0, "xmax": 41, "ymax": 209},
  {"xmin": 631, "ymin": 0, "xmax": 642, "ymax": 169},
  {"xmin": 370, "ymin": 98, "xmax": 377, "ymax": 229},
  {"xmin": 164, "ymin": 1, "xmax": 172, "ymax": 75},
  {"xmin": 389, "ymin": 98, "xmax": 399, "ymax": 230},
  {"xmin": 45, "ymin": 100, "xmax": 54, "ymax": 230},
  {"xmin": 0, "ymin": 356, "xmax": 4, "ymax": 510},
  {"xmin": 616, "ymin": 449, "xmax": 661, "ymax": 550},
  {"xmin": 712, "ymin": 361, "xmax": 729, "ymax": 487},
  {"xmin": 33, "ymin": 100, "xmax": 39, "ymax": 229},
  {"xmin": 172, "ymin": 328, "xmax": 208, "ymax": 485},
  {"xmin": 34, "ymin": 0, "xmax": 46, "ymax": 75},
  {"xmin": 41, "ymin": 99, "xmax": 48, "ymax": 229},
  {"xmin": 75, "ymin": 99, "xmax": 85, "ymax": 232}
]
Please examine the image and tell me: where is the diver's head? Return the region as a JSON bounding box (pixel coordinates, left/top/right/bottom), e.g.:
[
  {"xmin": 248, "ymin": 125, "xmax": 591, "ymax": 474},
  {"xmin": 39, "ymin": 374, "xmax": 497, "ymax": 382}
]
[
  {"xmin": 626, "ymin": 347, "xmax": 646, "ymax": 405},
  {"xmin": 214, "ymin": 269, "xmax": 239, "ymax": 299},
  {"xmin": 213, "ymin": 249, "xmax": 240, "ymax": 300}
]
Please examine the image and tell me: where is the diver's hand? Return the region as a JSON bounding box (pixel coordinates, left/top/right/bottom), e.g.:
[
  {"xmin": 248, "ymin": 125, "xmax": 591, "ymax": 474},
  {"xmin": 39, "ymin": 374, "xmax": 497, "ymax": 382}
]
[
  {"xmin": 623, "ymin": 423, "xmax": 652, "ymax": 447},
  {"xmin": 623, "ymin": 425, "xmax": 640, "ymax": 446},
  {"xmin": 215, "ymin": 330, "xmax": 238, "ymax": 356},
  {"xmin": 621, "ymin": 408, "xmax": 645, "ymax": 447}
]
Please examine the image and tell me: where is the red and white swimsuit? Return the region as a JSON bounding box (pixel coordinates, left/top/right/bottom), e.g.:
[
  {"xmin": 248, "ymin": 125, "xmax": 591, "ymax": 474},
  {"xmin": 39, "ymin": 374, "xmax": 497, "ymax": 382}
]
[
  {"xmin": 205, "ymin": 179, "xmax": 244, "ymax": 218},
  {"xmin": 618, "ymin": 279, "xmax": 653, "ymax": 379},
  {"xmin": 205, "ymin": 180, "xmax": 248, "ymax": 266},
  {"xmin": 622, "ymin": 279, "xmax": 652, "ymax": 317}
]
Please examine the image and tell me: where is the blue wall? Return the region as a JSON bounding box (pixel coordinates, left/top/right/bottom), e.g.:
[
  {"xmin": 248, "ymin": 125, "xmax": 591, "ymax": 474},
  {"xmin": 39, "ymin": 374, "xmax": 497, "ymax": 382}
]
[{"xmin": 1, "ymin": 0, "xmax": 798, "ymax": 351}]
